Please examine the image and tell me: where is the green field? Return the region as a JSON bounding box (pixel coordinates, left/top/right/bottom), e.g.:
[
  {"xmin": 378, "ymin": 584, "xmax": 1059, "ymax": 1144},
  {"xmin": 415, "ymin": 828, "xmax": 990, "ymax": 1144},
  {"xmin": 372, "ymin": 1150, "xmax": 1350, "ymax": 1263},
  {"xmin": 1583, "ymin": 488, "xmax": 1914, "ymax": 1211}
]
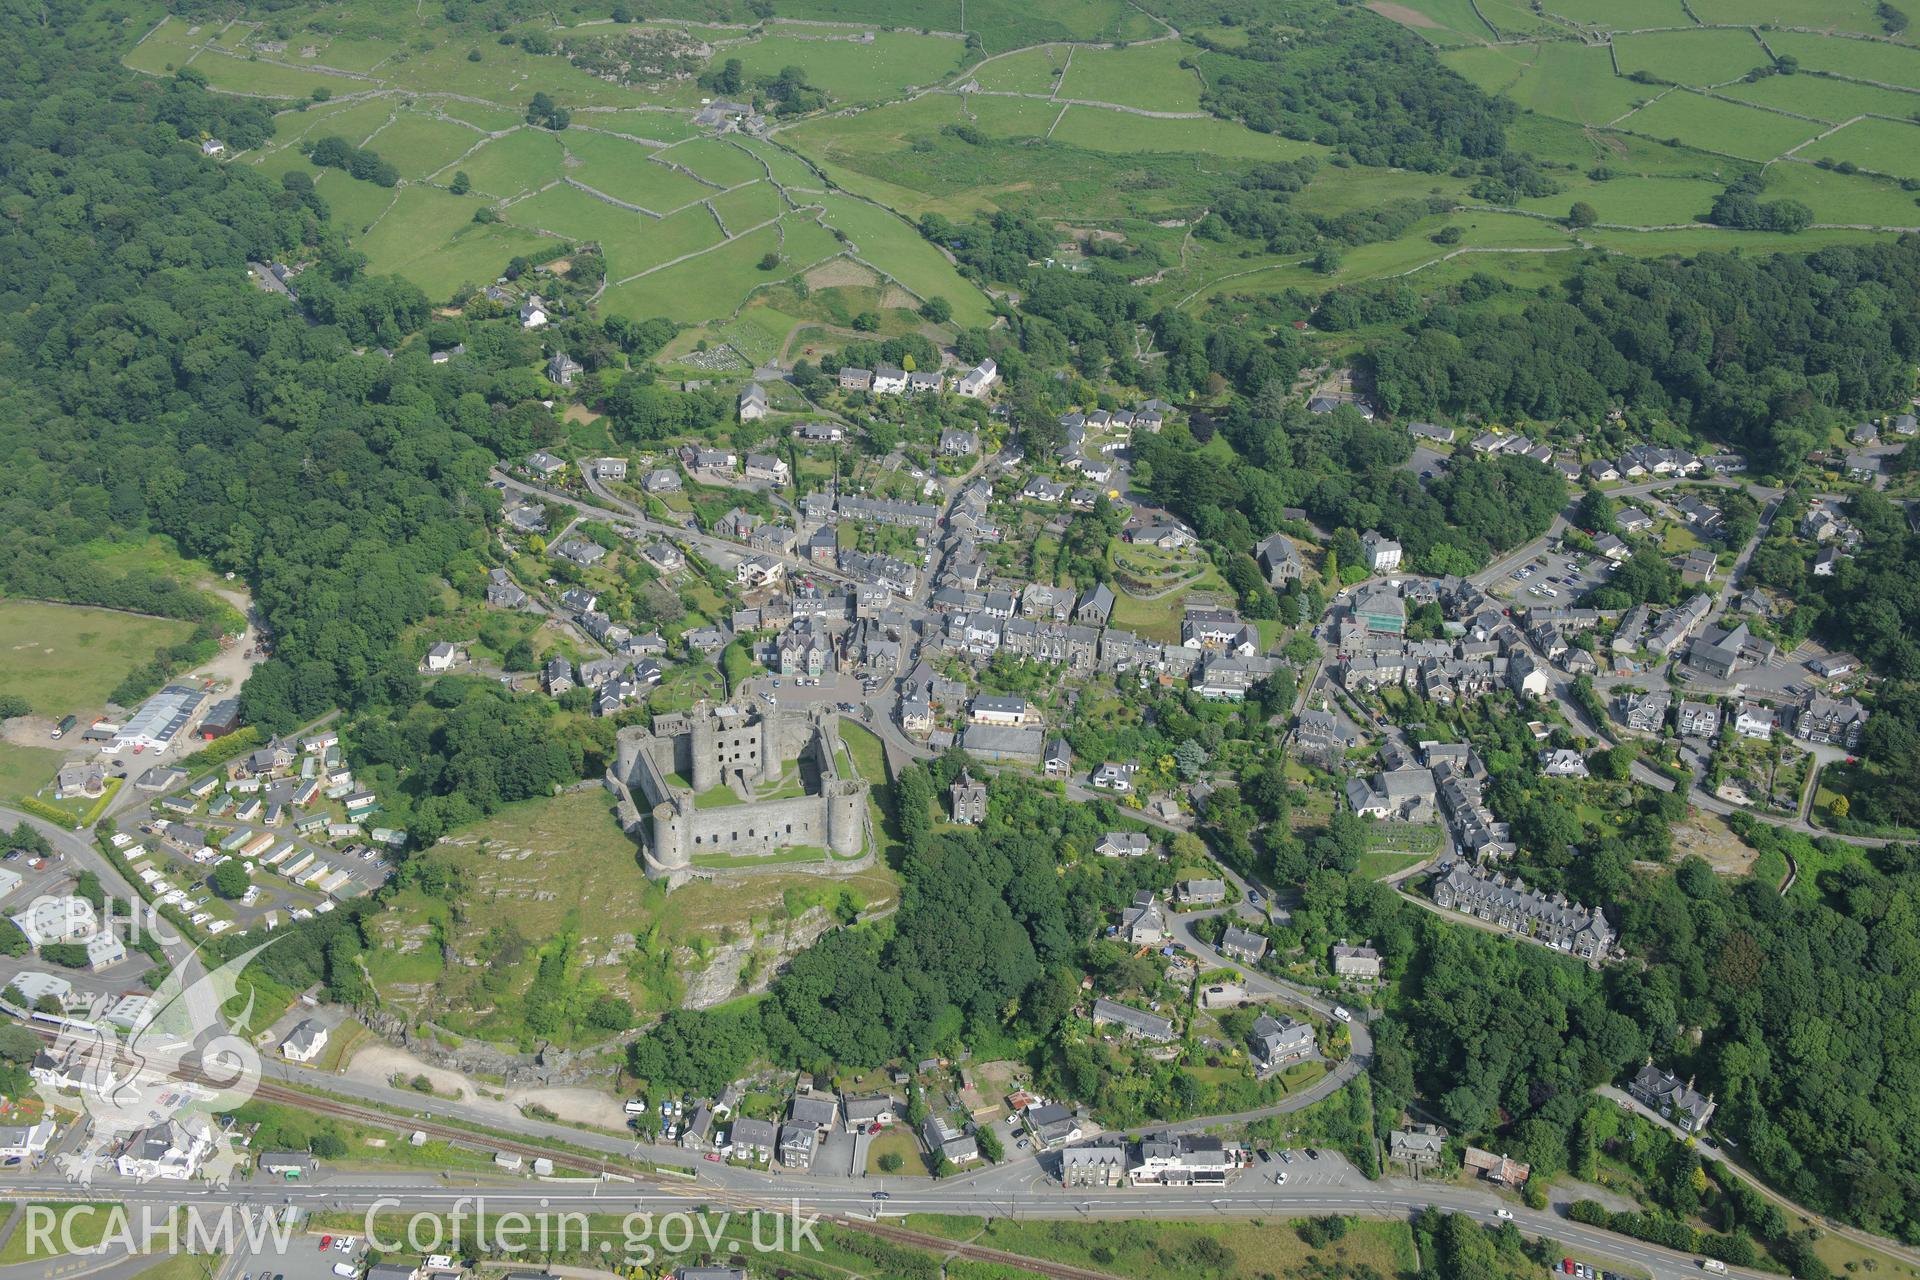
[
  {"xmin": 1719, "ymin": 72, "xmax": 1920, "ymax": 124},
  {"xmin": 1049, "ymin": 106, "xmax": 1323, "ymax": 159},
  {"xmin": 356, "ymin": 186, "xmax": 556, "ymax": 300},
  {"xmin": 971, "ymin": 45, "xmax": 1070, "ymax": 93},
  {"xmin": 1615, "ymin": 89, "xmax": 1826, "ymax": 160},
  {"xmin": 1544, "ymin": 0, "xmax": 1691, "ymax": 27},
  {"xmin": 560, "ymin": 130, "xmax": 715, "ymax": 211},
  {"xmin": 1761, "ymin": 161, "xmax": 1920, "ymax": 225},
  {"xmin": 1764, "ymin": 30, "xmax": 1920, "ymax": 89},
  {"xmin": 0, "ymin": 600, "xmax": 195, "ymax": 716},
  {"xmin": 442, "ymin": 128, "xmax": 568, "ymax": 200},
  {"xmin": 1805, "ymin": 115, "xmax": 1920, "ymax": 181},
  {"xmin": 1057, "ymin": 41, "xmax": 1204, "ymax": 113},
  {"xmin": 363, "ymin": 109, "xmax": 481, "ymax": 176},
  {"xmin": 658, "ymin": 136, "xmax": 771, "ymax": 189},
  {"xmin": 1444, "ymin": 42, "xmax": 1656, "ymax": 126},
  {"xmin": 1614, "ymin": 29, "xmax": 1776, "ymax": 87},
  {"xmin": 709, "ymin": 180, "xmax": 789, "ymax": 233},
  {"xmin": 716, "ymin": 32, "xmax": 967, "ymax": 103},
  {"xmin": 817, "ymin": 193, "xmax": 997, "ymax": 325},
  {"xmin": 1690, "ymin": 0, "xmax": 1885, "ymax": 27}
]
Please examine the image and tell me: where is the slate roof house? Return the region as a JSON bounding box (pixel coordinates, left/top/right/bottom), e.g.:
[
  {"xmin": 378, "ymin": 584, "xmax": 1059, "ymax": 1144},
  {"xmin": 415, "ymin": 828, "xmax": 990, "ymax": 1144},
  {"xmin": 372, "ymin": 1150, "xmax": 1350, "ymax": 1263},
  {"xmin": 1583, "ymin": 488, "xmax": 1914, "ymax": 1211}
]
[
  {"xmin": 1250, "ymin": 1014, "xmax": 1314, "ymax": 1072},
  {"xmin": 1219, "ymin": 923, "xmax": 1269, "ymax": 963},
  {"xmin": 1629, "ymin": 1061, "xmax": 1716, "ymax": 1133},
  {"xmin": 1432, "ymin": 861, "xmax": 1614, "ymax": 961},
  {"xmin": 1091, "ymin": 998, "xmax": 1175, "ymax": 1043}
]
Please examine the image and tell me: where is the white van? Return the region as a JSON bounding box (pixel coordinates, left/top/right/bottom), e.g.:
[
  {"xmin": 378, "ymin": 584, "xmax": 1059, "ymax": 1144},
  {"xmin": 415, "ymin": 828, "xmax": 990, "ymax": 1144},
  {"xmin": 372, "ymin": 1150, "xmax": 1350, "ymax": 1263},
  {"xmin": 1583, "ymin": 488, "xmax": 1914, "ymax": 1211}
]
[{"xmin": 1333, "ymin": 1006, "xmax": 1352, "ymax": 1023}]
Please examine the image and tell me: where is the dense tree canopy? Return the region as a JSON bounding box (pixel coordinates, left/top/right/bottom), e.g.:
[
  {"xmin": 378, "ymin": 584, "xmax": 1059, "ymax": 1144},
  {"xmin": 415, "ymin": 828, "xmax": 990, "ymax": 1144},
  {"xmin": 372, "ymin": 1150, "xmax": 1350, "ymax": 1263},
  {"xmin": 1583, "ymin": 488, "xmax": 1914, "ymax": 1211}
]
[{"xmin": 1369, "ymin": 245, "xmax": 1920, "ymax": 467}]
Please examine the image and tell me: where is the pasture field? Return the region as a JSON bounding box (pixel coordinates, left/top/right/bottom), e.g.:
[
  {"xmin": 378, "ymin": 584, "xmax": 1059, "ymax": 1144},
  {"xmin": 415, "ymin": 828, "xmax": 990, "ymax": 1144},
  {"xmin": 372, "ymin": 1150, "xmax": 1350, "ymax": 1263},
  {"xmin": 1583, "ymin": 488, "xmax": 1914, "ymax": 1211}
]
[
  {"xmin": 1583, "ymin": 224, "xmax": 1890, "ymax": 255},
  {"xmin": 817, "ymin": 194, "xmax": 997, "ymax": 325},
  {"xmin": 658, "ymin": 136, "xmax": 771, "ymax": 189},
  {"xmin": 1689, "ymin": 0, "xmax": 1885, "ymax": 26},
  {"xmin": 1444, "ymin": 42, "xmax": 1656, "ymax": 125},
  {"xmin": 364, "ymin": 109, "xmax": 484, "ymax": 177},
  {"xmin": 1615, "ymin": 89, "xmax": 1825, "ymax": 160},
  {"xmin": 357, "ymin": 186, "xmax": 556, "ymax": 298},
  {"xmin": 1613, "ymin": 29, "xmax": 1776, "ymax": 87},
  {"xmin": 600, "ymin": 222, "xmax": 788, "ymax": 324},
  {"xmin": 709, "ymin": 181, "xmax": 790, "ymax": 233},
  {"xmin": 1057, "ymin": 41, "xmax": 1204, "ymax": 112},
  {"xmin": 710, "ymin": 31, "xmax": 968, "ymax": 102},
  {"xmin": 1470, "ymin": 0, "xmax": 1567, "ymax": 39},
  {"xmin": 1381, "ymin": 0, "xmax": 1502, "ymax": 45},
  {"xmin": 124, "ymin": 15, "xmax": 210, "ymax": 73},
  {"xmin": 1761, "ymin": 162, "xmax": 1920, "ymax": 225},
  {"xmin": 1504, "ymin": 113, "xmax": 1748, "ymax": 178},
  {"xmin": 1805, "ymin": 115, "xmax": 1920, "ymax": 180},
  {"xmin": 562, "ymin": 130, "xmax": 716, "ymax": 211},
  {"xmin": 0, "ymin": 601, "xmax": 194, "ymax": 717},
  {"xmin": 1764, "ymin": 30, "xmax": 1920, "ymax": 89},
  {"xmin": 1542, "ymin": 0, "xmax": 1690, "ymax": 27},
  {"xmin": 957, "ymin": 94, "xmax": 1065, "ymax": 140},
  {"xmin": 1048, "ymin": 106, "xmax": 1323, "ymax": 159},
  {"xmin": 959, "ymin": 0, "xmax": 1162, "ymax": 52},
  {"xmin": 1719, "ymin": 73, "xmax": 1920, "ymax": 124},
  {"xmin": 970, "ymin": 45, "xmax": 1071, "ymax": 93},
  {"xmin": 571, "ymin": 108, "xmax": 705, "ymax": 144},
  {"xmin": 735, "ymin": 135, "xmax": 825, "ymax": 189},
  {"xmin": 1513, "ymin": 174, "xmax": 1725, "ymax": 224},
  {"xmin": 180, "ymin": 47, "xmax": 369, "ymax": 98},
  {"xmin": 502, "ymin": 183, "xmax": 694, "ymax": 279},
  {"xmin": 444, "ymin": 128, "xmax": 569, "ymax": 200}
]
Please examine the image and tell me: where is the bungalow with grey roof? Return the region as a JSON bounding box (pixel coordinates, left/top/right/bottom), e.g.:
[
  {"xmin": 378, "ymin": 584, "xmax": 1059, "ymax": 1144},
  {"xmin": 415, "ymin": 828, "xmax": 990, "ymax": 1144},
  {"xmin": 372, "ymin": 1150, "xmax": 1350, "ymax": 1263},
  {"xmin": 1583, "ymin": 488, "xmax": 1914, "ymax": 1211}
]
[{"xmin": 1091, "ymin": 998, "xmax": 1174, "ymax": 1043}]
